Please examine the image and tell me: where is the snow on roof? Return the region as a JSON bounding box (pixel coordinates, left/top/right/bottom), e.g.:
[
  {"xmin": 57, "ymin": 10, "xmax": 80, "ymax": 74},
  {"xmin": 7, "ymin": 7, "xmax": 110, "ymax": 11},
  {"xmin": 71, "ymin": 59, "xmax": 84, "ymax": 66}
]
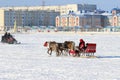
[
  {"xmin": 116, "ymin": 13, "xmax": 120, "ymax": 16},
  {"xmin": 112, "ymin": 7, "xmax": 120, "ymax": 11},
  {"xmin": 101, "ymin": 12, "xmax": 112, "ymax": 16}
]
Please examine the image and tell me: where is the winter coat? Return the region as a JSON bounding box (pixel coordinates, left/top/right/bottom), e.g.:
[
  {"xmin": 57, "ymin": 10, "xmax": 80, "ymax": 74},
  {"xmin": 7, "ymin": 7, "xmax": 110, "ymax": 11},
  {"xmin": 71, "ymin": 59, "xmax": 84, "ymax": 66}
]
[{"xmin": 79, "ymin": 39, "xmax": 85, "ymax": 50}]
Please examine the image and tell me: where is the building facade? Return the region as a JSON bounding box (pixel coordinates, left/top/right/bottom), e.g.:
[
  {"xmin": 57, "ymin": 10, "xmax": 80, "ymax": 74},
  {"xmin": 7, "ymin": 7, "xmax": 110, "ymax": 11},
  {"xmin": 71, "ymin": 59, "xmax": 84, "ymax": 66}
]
[
  {"xmin": 0, "ymin": 9, "xmax": 60, "ymax": 30},
  {"xmin": 112, "ymin": 14, "xmax": 120, "ymax": 26},
  {"xmin": 1, "ymin": 4, "xmax": 96, "ymax": 15},
  {"xmin": 0, "ymin": 4, "xmax": 96, "ymax": 30},
  {"xmin": 56, "ymin": 13, "xmax": 103, "ymax": 28},
  {"xmin": 101, "ymin": 13, "xmax": 112, "ymax": 27}
]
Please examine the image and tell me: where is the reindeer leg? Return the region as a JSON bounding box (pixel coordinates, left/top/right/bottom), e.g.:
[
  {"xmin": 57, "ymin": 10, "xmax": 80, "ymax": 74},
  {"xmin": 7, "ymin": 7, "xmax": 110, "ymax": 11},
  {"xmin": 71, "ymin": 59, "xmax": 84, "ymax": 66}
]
[
  {"xmin": 57, "ymin": 48, "xmax": 61, "ymax": 56},
  {"xmin": 56, "ymin": 49, "xmax": 59, "ymax": 56},
  {"xmin": 60, "ymin": 48, "xmax": 63, "ymax": 56},
  {"xmin": 47, "ymin": 48, "xmax": 52, "ymax": 55},
  {"xmin": 47, "ymin": 48, "xmax": 50, "ymax": 55},
  {"xmin": 60, "ymin": 49, "xmax": 62, "ymax": 56}
]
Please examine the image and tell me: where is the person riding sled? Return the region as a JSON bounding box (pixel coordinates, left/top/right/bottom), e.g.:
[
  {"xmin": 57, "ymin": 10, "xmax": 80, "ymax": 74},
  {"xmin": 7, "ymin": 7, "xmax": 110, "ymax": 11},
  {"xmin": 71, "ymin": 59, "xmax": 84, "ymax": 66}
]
[
  {"xmin": 1, "ymin": 32, "xmax": 8, "ymax": 43},
  {"xmin": 79, "ymin": 39, "xmax": 86, "ymax": 52},
  {"xmin": 1, "ymin": 32, "xmax": 18, "ymax": 44}
]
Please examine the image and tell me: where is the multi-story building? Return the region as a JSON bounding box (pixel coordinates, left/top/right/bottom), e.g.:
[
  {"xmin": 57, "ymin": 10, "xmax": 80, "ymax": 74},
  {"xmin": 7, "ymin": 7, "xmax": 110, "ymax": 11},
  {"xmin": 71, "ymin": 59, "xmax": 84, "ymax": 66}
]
[
  {"xmin": 0, "ymin": 4, "xmax": 96, "ymax": 30},
  {"xmin": 110, "ymin": 8, "xmax": 120, "ymax": 27},
  {"xmin": 112, "ymin": 14, "xmax": 120, "ymax": 26},
  {"xmin": 56, "ymin": 12, "xmax": 103, "ymax": 28},
  {"xmin": 101, "ymin": 13, "xmax": 113, "ymax": 27},
  {"xmin": 0, "ymin": 9, "xmax": 60, "ymax": 30},
  {"xmin": 59, "ymin": 4, "xmax": 96, "ymax": 15},
  {"xmin": 1, "ymin": 4, "xmax": 96, "ymax": 15}
]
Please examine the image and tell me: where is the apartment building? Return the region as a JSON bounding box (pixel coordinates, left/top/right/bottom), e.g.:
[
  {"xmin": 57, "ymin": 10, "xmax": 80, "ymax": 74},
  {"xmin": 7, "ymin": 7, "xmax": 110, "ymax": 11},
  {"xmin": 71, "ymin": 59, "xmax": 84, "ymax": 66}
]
[
  {"xmin": 112, "ymin": 14, "xmax": 120, "ymax": 26},
  {"xmin": 56, "ymin": 12, "xmax": 103, "ymax": 28},
  {"xmin": 102, "ymin": 13, "xmax": 113, "ymax": 27},
  {"xmin": 1, "ymin": 4, "xmax": 96, "ymax": 15},
  {"xmin": 0, "ymin": 9, "xmax": 60, "ymax": 30},
  {"xmin": 0, "ymin": 4, "xmax": 96, "ymax": 30}
]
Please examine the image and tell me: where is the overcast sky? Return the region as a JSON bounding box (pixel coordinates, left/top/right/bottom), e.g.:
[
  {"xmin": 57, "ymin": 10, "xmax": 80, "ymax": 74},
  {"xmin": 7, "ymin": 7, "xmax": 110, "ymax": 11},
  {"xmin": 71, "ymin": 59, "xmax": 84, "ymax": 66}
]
[{"xmin": 0, "ymin": 0, "xmax": 120, "ymax": 12}]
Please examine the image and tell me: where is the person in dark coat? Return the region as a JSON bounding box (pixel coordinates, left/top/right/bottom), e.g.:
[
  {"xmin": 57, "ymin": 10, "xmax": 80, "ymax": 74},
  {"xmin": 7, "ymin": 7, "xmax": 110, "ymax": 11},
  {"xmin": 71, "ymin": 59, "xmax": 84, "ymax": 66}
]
[
  {"xmin": 1, "ymin": 32, "xmax": 8, "ymax": 43},
  {"xmin": 79, "ymin": 39, "xmax": 86, "ymax": 51},
  {"xmin": 7, "ymin": 33, "xmax": 13, "ymax": 38},
  {"xmin": 1, "ymin": 32, "xmax": 18, "ymax": 44},
  {"xmin": 4, "ymin": 32, "xmax": 8, "ymax": 38},
  {"xmin": 7, "ymin": 33, "xmax": 17, "ymax": 44}
]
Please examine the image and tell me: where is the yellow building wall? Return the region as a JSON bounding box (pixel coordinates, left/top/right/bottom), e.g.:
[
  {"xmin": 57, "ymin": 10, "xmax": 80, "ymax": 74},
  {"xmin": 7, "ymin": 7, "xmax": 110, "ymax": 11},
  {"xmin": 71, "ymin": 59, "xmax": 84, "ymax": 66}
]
[{"xmin": 0, "ymin": 9, "xmax": 5, "ymax": 30}]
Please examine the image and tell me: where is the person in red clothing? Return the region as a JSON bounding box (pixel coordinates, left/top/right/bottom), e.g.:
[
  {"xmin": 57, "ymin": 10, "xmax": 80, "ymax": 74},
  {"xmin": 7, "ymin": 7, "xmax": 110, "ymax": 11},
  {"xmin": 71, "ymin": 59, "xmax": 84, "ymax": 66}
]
[{"xmin": 79, "ymin": 39, "xmax": 86, "ymax": 51}]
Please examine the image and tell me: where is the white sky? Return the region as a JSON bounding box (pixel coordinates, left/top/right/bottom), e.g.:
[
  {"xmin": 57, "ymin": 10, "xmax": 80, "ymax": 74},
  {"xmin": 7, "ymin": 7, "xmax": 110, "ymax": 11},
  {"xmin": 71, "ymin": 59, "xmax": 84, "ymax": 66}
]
[{"xmin": 0, "ymin": 0, "xmax": 120, "ymax": 11}]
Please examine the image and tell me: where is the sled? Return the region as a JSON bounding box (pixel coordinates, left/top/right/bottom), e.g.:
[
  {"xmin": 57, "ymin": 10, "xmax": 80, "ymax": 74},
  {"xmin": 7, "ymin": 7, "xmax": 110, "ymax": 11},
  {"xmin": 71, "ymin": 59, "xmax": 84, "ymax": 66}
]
[
  {"xmin": 69, "ymin": 43, "xmax": 97, "ymax": 57},
  {"xmin": 80, "ymin": 43, "xmax": 96, "ymax": 57},
  {"xmin": 84, "ymin": 43, "xmax": 96, "ymax": 53}
]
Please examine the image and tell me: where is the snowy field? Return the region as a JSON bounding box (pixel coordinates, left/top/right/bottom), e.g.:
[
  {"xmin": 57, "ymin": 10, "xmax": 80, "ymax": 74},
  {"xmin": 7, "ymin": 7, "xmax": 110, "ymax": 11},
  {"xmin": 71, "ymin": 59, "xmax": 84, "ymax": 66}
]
[{"xmin": 0, "ymin": 32, "xmax": 120, "ymax": 80}]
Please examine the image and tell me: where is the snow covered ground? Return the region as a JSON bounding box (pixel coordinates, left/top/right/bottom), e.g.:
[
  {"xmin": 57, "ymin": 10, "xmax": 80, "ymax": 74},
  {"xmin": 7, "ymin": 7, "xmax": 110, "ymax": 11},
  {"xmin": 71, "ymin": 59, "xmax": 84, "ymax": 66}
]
[{"xmin": 0, "ymin": 32, "xmax": 120, "ymax": 80}]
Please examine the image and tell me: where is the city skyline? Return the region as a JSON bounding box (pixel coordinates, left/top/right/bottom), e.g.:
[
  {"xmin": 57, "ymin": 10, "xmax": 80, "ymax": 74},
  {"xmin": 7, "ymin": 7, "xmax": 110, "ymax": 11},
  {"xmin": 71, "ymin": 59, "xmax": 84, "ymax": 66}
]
[{"xmin": 0, "ymin": 0, "xmax": 120, "ymax": 12}]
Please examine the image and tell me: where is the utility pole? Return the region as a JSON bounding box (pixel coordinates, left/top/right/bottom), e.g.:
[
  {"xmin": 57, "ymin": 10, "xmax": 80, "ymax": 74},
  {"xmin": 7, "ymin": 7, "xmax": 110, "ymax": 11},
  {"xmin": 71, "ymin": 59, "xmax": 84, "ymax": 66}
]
[{"xmin": 42, "ymin": 0, "xmax": 45, "ymax": 10}]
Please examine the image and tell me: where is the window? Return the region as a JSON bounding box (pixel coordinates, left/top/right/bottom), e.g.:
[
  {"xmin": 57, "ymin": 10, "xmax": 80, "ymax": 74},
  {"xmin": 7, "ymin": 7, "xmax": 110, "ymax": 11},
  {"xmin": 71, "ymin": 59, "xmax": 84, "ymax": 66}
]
[{"xmin": 76, "ymin": 18, "xmax": 79, "ymax": 21}]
